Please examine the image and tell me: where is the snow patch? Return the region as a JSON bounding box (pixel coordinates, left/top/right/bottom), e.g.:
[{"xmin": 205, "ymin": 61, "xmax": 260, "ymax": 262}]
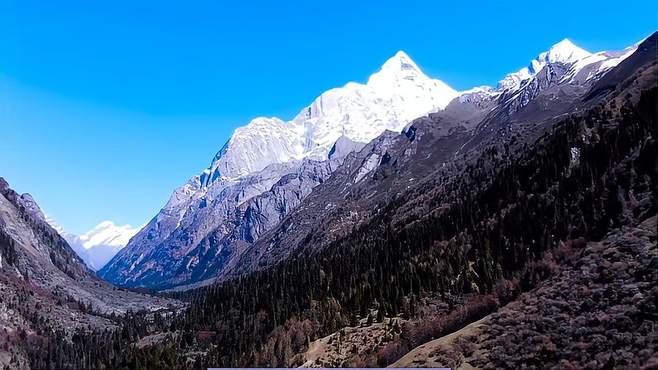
[
  {"xmin": 570, "ymin": 147, "xmax": 580, "ymax": 166},
  {"xmin": 354, "ymin": 154, "xmax": 381, "ymax": 183}
]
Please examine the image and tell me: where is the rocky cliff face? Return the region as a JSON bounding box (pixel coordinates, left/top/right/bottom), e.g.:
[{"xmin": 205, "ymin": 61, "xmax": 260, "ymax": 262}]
[{"xmin": 100, "ymin": 151, "xmax": 362, "ymax": 289}]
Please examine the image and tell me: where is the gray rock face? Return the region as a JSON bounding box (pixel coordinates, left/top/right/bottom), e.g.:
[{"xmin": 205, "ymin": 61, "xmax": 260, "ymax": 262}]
[
  {"xmin": 329, "ymin": 136, "xmax": 365, "ymax": 160},
  {"xmin": 218, "ymin": 130, "xmax": 404, "ymax": 279},
  {"xmin": 100, "ymin": 149, "xmax": 358, "ymax": 289}
]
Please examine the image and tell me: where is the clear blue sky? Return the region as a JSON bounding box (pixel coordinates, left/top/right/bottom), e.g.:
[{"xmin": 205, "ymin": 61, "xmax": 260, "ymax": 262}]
[{"xmin": 1, "ymin": 0, "xmax": 655, "ymax": 234}]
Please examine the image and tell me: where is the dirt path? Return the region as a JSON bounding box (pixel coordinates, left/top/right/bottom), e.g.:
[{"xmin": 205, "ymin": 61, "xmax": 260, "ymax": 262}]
[
  {"xmin": 388, "ymin": 315, "xmax": 490, "ymax": 368},
  {"xmin": 298, "ymin": 320, "xmax": 395, "ymax": 367}
]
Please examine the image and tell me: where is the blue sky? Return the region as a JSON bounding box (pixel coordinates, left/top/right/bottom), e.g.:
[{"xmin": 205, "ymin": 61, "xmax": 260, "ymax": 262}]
[{"xmin": 1, "ymin": 0, "xmax": 655, "ymax": 234}]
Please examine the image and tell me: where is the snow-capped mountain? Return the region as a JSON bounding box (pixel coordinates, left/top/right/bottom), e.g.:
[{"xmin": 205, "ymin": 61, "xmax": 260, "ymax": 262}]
[
  {"xmin": 498, "ymin": 39, "xmax": 591, "ymax": 91},
  {"xmin": 100, "ymin": 39, "xmax": 640, "ymax": 290},
  {"xmin": 497, "ymin": 38, "xmax": 637, "ymax": 94},
  {"xmin": 204, "ymin": 51, "xmax": 458, "ymax": 183},
  {"xmin": 222, "ymin": 37, "xmax": 650, "ymax": 281},
  {"xmin": 61, "ymin": 221, "xmax": 141, "ymax": 271},
  {"xmin": 457, "ymin": 38, "xmax": 638, "ymax": 119},
  {"xmin": 100, "ymin": 51, "xmax": 457, "ymax": 288},
  {"xmin": 560, "ymin": 46, "xmax": 637, "ymax": 84}
]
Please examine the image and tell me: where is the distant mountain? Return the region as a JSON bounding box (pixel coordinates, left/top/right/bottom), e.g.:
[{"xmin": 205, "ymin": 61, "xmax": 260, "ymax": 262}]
[
  {"xmin": 60, "ymin": 221, "xmax": 141, "ymax": 271},
  {"xmin": 101, "ymin": 38, "xmax": 640, "ymax": 291}
]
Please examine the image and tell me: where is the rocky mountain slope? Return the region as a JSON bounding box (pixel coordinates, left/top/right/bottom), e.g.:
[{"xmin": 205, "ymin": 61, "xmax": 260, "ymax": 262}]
[
  {"xmin": 0, "ymin": 178, "xmax": 178, "ymax": 368},
  {"xmin": 391, "ymin": 216, "xmax": 657, "ymax": 369}
]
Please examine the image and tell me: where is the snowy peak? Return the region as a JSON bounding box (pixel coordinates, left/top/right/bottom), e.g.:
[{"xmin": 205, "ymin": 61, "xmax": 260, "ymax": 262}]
[
  {"xmin": 367, "ymin": 50, "xmax": 456, "ymax": 97},
  {"xmin": 62, "ymin": 220, "xmax": 142, "ymax": 271},
  {"xmin": 499, "ymin": 38, "xmax": 591, "ymax": 91},
  {"xmin": 202, "ymin": 50, "xmax": 457, "ymax": 184},
  {"xmin": 561, "ymin": 45, "xmax": 637, "ymax": 84},
  {"xmin": 384, "ymin": 50, "xmax": 419, "ymax": 69},
  {"xmin": 540, "ymin": 39, "xmax": 591, "ymax": 65},
  {"xmin": 371, "ymin": 50, "xmax": 423, "ymax": 80},
  {"xmin": 76, "ymin": 221, "xmax": 140, "ymax": 250}
]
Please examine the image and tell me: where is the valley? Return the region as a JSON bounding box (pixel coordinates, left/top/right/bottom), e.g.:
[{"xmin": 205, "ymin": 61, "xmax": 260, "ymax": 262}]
[{"xmin": 1, "ymin": 29, "xmax": 656, "ymax": 370}]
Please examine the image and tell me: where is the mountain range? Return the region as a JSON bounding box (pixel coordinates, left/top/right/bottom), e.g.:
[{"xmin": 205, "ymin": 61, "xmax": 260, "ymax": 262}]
[
  {"xmin": 1, "ymin": 31, "xmax": 656, "ymax": 369},
  {"xmin": 100, "ymin": 37, "xmax": 638, "ymax": 291}
]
